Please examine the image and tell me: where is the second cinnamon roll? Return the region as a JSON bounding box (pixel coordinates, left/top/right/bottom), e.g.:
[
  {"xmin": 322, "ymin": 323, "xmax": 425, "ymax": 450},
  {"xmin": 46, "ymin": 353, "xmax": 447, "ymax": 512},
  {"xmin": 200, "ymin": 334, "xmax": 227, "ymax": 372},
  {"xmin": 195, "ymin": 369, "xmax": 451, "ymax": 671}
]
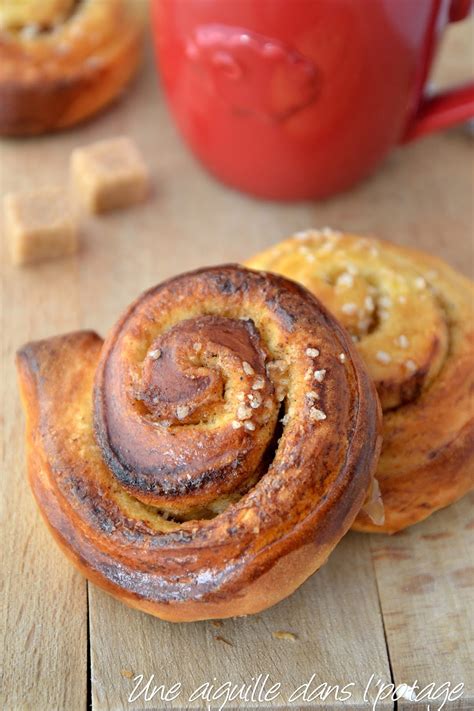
[{"xmin": 247, "ymin": 231, "xmax": 474, "ymax": 533}]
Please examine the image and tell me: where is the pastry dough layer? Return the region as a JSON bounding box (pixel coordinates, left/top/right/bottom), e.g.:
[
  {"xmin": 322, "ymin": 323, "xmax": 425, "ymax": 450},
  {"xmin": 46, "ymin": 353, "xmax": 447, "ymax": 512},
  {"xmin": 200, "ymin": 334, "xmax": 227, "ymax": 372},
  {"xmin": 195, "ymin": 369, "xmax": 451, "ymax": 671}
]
[{"xmin": 17, "ymin": 265, "xmax": 381, "ymax": 620}]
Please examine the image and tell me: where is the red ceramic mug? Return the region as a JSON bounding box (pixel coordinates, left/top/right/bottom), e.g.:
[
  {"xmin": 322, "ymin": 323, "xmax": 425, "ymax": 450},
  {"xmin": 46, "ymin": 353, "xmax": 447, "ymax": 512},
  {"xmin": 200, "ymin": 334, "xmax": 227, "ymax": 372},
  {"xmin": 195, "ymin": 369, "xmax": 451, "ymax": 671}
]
[{"xmin": 152, "ymin": 0, "xmax": 474, "ymax": 200}]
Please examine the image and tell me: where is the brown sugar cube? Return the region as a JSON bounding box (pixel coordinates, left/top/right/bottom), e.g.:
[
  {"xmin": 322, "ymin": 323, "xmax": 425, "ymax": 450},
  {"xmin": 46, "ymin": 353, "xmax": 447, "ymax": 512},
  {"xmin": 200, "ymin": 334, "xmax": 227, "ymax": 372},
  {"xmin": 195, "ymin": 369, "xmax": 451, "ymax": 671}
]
[
  {"xmin": 4, "ymin": 188, "xmax": 78, "ymax": 266},
  {"xmin": 71, "ymin": 136, "xmax": 150, "ymax": 214}
]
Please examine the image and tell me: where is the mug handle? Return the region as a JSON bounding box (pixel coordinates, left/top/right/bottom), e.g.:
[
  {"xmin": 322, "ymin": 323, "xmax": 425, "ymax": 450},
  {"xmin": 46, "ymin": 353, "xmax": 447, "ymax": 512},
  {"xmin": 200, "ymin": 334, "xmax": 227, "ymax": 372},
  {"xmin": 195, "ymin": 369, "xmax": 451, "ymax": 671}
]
[{"xmin": 402, "ymin": 0, "xmax": 474, "ymax": 142}]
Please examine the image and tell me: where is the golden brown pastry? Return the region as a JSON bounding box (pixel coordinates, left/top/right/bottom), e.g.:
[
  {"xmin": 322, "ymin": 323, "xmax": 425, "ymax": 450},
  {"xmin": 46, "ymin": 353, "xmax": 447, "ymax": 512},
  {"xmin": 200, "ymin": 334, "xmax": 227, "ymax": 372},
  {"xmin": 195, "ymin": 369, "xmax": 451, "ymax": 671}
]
[
  {"xmin": 246, "ymin": 230, "xmax": 474, "ymax": 533},
  {"xmin": 0, "ymin": 0, "xmax": 145, "ymax": 135},
  {"xmin": 17, "ymin": 265, "xmax": 381, "ymax": 621}
]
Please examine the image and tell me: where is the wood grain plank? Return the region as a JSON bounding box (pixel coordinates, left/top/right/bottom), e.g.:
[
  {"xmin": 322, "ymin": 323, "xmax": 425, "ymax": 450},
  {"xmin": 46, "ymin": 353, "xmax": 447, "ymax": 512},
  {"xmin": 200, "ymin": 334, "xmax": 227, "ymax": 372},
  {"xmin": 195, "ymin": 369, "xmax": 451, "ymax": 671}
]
[
  {"xmin": 89, "ymin": 533, "xmax": 392, "ymax": 711},
  {"xmin": 0, "ymin": 142, "xmax": 87, "ymax": 708},
  {"xmin": 371, "ymin": 496, "xmax": 474, "ymax": 711}
]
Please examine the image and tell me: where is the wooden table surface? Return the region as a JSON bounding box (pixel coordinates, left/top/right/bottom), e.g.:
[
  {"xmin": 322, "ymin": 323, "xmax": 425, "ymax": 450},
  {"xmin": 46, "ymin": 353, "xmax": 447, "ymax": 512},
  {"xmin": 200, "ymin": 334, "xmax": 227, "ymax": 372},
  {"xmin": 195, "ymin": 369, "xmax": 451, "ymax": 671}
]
[{"xmin": 1, "ymin": 20, "xmax": 473, "ymax": 711}]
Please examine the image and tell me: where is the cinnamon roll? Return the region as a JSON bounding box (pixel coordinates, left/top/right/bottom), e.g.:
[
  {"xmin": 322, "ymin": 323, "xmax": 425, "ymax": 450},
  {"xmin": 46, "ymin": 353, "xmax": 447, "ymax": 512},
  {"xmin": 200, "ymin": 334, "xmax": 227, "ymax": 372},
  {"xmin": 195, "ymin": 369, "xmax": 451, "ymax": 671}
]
[
  {"xmin": 247, "ymin": 231, "xmax": 474, "ymax": 533},
  {"xmin": 0, "ymin": 0, "xmax": 145, "ymax": 136},
  {"xmin": 17, "ymin": 265, "xmax": 381, "ymax": 621}
]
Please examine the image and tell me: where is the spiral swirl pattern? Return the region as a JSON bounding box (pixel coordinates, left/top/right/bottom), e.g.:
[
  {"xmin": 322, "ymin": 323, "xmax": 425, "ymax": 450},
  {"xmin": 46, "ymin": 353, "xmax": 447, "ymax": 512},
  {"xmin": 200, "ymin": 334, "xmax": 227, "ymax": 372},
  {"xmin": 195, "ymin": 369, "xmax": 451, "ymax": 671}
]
[
  {"xmin": 247, "ymin": 230, "xmax": 474, "ymax": 532},
  {"xmin": 95, "ymin": 312, "xmax": 279, "ymax": 519},
  {"xmin": 17, "ymin": 265, "xmax": 381, "ymax": 621}
]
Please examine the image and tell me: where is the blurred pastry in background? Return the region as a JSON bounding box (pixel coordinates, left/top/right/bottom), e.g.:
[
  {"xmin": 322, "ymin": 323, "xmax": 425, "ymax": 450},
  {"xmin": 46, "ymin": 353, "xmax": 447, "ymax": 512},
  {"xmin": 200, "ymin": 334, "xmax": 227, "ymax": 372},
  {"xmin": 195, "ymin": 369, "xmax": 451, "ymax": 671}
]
[{"xmin": 0, "ymin": 0, "xmax": 146, "ymax": 136}]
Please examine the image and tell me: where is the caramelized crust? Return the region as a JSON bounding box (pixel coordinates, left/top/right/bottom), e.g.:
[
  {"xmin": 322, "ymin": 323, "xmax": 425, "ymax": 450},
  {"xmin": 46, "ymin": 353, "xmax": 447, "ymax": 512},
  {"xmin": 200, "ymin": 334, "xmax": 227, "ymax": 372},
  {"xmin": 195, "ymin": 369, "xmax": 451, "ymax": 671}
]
[
  {"xmin": 246, "ymin": 231, "xmax": 474, "ymax": 533},
  {"xmin": 17, "ymin": 265, "xmax": 381, "ymax": 621},
  {"xmin": 0, "ymin": 0, "xmax": 145, "ymax": 135}
]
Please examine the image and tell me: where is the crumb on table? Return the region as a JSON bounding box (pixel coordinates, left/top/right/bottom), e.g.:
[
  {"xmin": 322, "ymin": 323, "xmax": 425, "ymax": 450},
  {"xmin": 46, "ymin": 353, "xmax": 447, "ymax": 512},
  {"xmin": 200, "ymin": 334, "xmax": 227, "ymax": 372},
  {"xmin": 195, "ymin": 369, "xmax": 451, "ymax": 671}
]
[
  {"xmin": 3, "ymin": 187, "xmax": 78, "ymax": 265},
  {"xmin": 121, "ymin": 669, "xmax": 134, "ymax": 679},
  {"xmin": 71, "ymin": 136, "xmax": 150, "ymax": 214},
  {"xmin": 272, "ymin": 630, "xmax": 298, "ymax": 641},
  {"xmin": 214, "ymin": 635, "xmax": 233, "ymax": 646}
]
